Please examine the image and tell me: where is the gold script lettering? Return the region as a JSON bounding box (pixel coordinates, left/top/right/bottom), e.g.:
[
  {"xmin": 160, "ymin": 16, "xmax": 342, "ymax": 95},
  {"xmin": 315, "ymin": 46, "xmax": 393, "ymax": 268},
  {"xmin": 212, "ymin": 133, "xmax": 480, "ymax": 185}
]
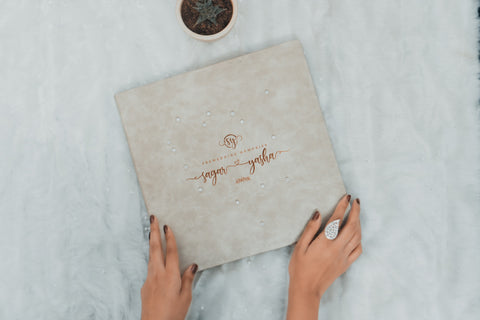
[{"xmin": 186, "ymin": 147, "xmax": 289, "ymax": 185}]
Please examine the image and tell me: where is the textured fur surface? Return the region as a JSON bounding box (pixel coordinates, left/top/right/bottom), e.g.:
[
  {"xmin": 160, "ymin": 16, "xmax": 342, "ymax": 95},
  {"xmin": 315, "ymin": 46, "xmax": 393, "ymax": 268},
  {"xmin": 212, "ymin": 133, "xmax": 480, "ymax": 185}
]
[{"xmin": 0, "ymin": 0, "xmax": 478, "ymax": 319}]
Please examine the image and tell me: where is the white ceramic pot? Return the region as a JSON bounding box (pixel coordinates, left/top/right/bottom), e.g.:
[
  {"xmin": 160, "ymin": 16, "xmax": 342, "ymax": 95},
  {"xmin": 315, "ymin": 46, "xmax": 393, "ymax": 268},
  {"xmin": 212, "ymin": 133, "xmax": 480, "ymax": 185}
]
[{"xmin": 176, "ymin": 0, "xmax": 238, "ymax": 42}]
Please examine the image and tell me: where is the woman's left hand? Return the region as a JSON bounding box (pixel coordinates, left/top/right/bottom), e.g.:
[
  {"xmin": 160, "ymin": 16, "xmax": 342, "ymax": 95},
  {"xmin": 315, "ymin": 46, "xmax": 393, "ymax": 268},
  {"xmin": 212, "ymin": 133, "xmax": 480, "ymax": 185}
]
[{"xmin": 141, "ymin": 215, "xmax": 198, "ymax": 320}]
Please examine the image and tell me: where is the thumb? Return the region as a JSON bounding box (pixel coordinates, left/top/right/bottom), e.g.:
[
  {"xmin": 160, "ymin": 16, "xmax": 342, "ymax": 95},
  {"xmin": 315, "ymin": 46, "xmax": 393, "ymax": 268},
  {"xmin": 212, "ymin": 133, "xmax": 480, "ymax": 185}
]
[{"xmin": 181, "ymin": 263, "xmax": 198, "ymax": 300}]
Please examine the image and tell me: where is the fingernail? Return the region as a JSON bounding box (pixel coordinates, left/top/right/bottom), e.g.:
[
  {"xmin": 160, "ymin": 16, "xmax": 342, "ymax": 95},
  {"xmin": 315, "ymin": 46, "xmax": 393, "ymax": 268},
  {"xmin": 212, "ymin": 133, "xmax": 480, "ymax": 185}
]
[
  {"xmin": 346, "ymin": 194, "xmax": 351, "ymax": 202},
  {"xmin": 312, "ymin": 210, "xmax": 320, "ymax": 221},
  {"xmin": 163, "ymin": 225, "xmax": 168, "ymax": 234},
  {"xmin": 150, "ymin": 215, "xmax": 154, "ymax": 224},
  {"xmin": 356, "ymin": 198, "xmax": 360, "ymax": 205},
  {"xmin": 191, "ymin": 263, "xmax": 198, "ymax": 274}
]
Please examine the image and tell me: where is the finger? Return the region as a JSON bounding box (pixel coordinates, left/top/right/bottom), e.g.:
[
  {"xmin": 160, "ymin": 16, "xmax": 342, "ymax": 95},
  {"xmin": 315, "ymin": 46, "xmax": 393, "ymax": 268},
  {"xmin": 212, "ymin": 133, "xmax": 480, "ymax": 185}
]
[
  {"xmin": 149, "ymin": 215, "xmax": 165, "ymax": 269},
  {"xmin": 164, "ymin": 225, "xmax": 180, "ymax": 273},
  {"xmin": 296, "ymin": 210, "xmax": 322, "ymax": 251},
  {"xmin": 350, "ymin": 198, "xmax": 361, "ymax": 221},
  {"xmin": 347, "ymin": 243, "xmax": 363, "ymax": 265},
  {"xmin": 180, "ymin": 263, "xmax": 198, "ymax": 301},
  {"xmin": 344, "ymin": 231, "xmax": 361, "ymax": 255},
  {"xmin": 321, "ymin": 194, "xmax": 351, "ymax": 239},
  {"xmin": 338, "ymin": 198, "xmax": 361, "ymax": 243}
]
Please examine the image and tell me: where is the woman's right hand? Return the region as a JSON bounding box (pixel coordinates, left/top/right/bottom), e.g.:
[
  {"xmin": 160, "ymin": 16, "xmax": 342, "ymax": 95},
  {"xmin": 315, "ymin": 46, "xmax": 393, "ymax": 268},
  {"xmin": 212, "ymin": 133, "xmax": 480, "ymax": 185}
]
[{"xmin": 286, "ymin": 194, "xmax": 363, "ymax": 320}]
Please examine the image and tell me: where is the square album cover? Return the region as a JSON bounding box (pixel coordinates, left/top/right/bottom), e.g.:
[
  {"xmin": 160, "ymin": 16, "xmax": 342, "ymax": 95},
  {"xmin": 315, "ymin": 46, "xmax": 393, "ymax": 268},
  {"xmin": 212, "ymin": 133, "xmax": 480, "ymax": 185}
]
[{"xmin": 114, "ymin": 40, "xmax": 346, "ymax": 271}]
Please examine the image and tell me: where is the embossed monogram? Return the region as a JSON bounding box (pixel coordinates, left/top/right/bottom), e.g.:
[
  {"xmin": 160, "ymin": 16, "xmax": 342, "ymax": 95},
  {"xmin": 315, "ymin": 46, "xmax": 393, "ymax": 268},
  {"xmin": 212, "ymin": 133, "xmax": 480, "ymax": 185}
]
[{"xmin": 219, "ymin": 134, "xmax": 242, "ymax": 149}]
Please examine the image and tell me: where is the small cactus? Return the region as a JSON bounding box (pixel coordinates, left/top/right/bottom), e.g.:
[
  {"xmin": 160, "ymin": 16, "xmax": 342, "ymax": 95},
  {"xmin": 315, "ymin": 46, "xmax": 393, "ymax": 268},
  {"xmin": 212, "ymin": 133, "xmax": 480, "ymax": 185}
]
[{"xmin": 193, "ymin": 0, "xmax": 226, "ymax": 26}]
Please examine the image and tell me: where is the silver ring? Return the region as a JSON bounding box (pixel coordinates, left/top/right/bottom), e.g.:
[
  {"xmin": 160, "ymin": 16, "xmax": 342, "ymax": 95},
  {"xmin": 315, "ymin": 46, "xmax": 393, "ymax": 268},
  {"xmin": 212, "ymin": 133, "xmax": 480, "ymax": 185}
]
[{"xmin": 324, "ymin": 219, "xmax": 340, "ymax": 240}]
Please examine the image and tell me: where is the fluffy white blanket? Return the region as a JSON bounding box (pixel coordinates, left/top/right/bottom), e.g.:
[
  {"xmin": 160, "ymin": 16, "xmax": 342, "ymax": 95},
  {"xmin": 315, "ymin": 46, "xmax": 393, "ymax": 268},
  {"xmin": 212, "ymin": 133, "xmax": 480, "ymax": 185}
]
[{"xmin": 0, "ymin": 0, "xmax": 478, "ymax": 319}]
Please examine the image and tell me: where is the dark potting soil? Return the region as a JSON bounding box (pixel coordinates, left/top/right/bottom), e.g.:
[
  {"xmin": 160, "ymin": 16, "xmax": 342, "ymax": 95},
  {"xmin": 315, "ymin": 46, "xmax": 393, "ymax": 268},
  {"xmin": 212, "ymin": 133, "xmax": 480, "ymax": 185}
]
[{"xmin": 181, "ymin": 0, "xmax": 233, "ymax": 36}]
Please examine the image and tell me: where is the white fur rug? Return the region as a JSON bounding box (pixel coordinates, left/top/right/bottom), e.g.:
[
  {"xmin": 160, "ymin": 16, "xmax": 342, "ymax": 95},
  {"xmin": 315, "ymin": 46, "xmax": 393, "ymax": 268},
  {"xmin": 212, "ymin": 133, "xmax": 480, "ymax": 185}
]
[{"xmin": 0, "ymin": 1, "xmax": 478, "ymax": 319}]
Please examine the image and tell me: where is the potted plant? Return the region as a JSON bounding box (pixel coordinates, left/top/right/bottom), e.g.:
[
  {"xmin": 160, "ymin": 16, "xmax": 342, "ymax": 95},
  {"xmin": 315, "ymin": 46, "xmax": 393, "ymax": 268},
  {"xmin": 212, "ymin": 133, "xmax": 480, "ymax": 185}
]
[{"xmin": 176, "ymin": 0, "xmax": 238, "ymax": 42}]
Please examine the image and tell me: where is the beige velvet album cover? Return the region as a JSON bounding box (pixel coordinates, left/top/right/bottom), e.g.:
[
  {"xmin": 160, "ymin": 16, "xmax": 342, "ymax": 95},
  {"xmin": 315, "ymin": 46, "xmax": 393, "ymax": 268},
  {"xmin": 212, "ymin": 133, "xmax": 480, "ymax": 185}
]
[{"xmin": 114, "ymin": 40, "xmax": 346, "ymax": 271}]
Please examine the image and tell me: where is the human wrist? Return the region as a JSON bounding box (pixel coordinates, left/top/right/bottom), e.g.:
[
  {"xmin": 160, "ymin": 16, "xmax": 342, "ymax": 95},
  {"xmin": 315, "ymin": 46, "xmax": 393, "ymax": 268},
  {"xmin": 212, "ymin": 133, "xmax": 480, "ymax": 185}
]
[
  {"xmin": 286, "ymin": 285, "xmax": 321, "ymax": 320},
  {"xmin": 288, "ymin": 285, "xmax": 322, "ymax": 305}
]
